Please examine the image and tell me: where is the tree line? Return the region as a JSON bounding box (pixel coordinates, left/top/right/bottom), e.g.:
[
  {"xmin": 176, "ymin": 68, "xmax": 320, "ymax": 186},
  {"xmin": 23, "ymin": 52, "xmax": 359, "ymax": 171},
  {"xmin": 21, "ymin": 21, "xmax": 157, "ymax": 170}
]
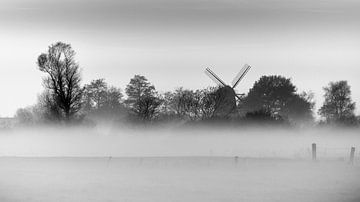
[{"xmin": 14, "ymin": 42, "xmax": 360, "ymax": 127}]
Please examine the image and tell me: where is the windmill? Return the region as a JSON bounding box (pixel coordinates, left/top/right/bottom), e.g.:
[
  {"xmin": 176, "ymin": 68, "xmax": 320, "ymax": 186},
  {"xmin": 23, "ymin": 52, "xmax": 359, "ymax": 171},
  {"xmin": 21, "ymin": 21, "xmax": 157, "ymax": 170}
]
[{"xmin": 205, "ymin": 64, "xmax": 252, "ymax": 118}]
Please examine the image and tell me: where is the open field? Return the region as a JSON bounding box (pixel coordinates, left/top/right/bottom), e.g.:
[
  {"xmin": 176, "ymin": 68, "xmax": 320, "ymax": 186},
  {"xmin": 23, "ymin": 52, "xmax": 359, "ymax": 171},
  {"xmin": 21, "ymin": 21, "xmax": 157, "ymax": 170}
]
[
  {"xmin": 0, "ymin": 127, "xmax": 359, "ymax": 201},
  {"xmin": 0, "ymin": 157, "xmax": 359, "ymax": 202}
]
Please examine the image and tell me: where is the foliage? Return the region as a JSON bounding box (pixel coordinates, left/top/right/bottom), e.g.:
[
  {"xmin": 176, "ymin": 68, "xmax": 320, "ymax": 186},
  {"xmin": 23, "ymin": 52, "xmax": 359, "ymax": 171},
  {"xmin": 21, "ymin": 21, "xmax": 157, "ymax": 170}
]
[
  {"xmin": 242, "ymin": 75, "xmax": 314, "ymax": 124},
  {"xmin": 243, "ymin": 109, "xmax": 284, "ymax": 124},
  {"xmin": 163, "ymin": 88, "xmax": 199, "ymax": 120},
  {"xmin": 37, "ymin": 42, "xmax": 83, "ymax": 121},
  {"xmin": 83, "ymin": 79, "xmax": 124, "ymax": 112},
  {"xmin": 197, "ymin": 87, "xmax": 218, "ymax": 120},
  {"xmin": 103, "ymin": 87, "xmax": 124, "ymax": 111},
  {"xmin": 160, "ymin": 87, "xmax": 217, "ymax": 121},
  {"xmin": 36, "ymin": 90, "xmax": 63, "ymax": 122},
  {"xmin": 319, "ymin": 81, "xmax": 357, "ymax": 126},
  {"xmin": 134, "ymin": 95, "xmax": 162, "ymax": 121},
  {"xmin": 83, "ymin": 79, "xmax": 108, "ymax": 111},
  {"xmin": 125, "ymin": 75, "xmax": 161, "ymax": 121},
  {"xmin": 82, "ymin": 79, "xmax": 125, "ymax": 123},
  {"xmin": 12, "ymin": 41, "xmax": 357, "ymax": 128},
  {"xmin": 125, "ymin": 75, "xmax": 155, "ymax": 103}
]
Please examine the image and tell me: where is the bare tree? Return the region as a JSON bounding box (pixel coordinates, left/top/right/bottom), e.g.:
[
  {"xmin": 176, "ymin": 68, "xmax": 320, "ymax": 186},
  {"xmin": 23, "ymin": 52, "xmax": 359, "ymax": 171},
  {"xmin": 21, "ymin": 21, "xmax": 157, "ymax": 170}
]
[
  {"xmin": 160, "ymin": 87, "xmax": 217, "ymax": 121},
  {"xmin": 37, "ymin": 42, "xmax": 83, "ymax": 121},
  {"xmin": 198, "ymin": 87, "xmax": 217, "ymax": 120}
]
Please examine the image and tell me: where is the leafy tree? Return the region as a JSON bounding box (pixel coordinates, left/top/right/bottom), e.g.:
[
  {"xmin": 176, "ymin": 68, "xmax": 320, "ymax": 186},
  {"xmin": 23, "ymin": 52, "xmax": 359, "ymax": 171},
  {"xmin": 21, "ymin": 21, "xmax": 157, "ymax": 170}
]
[
  {"xmin": 103, "ymin": 86, "xmax": 123, "ymax": 111},
  {"xmin": 83, "ymin": 79, "xmax": 125, "ymax": 122},
  {"xmin": 83, "ymin": 79, "xmax": 124, "ymax": 112},
  {"xmin": 287, "ymin": 91, "xmax": 315, "ymax": 123},
  {"xmin": 125, "ymin": 75, "xmax": 155, "ymax": 103},
  {"xmin": 37, "ymin": 42, "xmax": 83, "ymax": 121},
  {"xmin": 15, "ymin": 107, "xmax": 34, "ymax": 125},
  {"xmin": 242, "ymin": 75, "xmax": 314, "ymax": 124},
  {"xmin": 83, "ymin": 79, "xmax": 108, "ymax": 110},
  {"xmin": 319, "ymin": 81, "xmax": 357, "ymax": 125},
  {"xmin": 125, "ymin": 75, "xmax": 161, "ymax": 121}
]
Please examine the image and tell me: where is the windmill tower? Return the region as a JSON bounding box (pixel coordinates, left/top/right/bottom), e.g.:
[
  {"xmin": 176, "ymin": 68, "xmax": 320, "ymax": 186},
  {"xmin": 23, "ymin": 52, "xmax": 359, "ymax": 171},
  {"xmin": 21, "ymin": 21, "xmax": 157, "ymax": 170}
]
[{"xmin": 205, "ymin": 64, "xmax": 252, "ymax": 118}]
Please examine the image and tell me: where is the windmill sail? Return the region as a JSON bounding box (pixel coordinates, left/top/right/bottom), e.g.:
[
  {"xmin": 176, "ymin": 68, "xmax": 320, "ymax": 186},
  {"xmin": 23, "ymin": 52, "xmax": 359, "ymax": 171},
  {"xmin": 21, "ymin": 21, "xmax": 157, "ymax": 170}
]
[
  {"xmin": 231, "ymin": 64, "xmax": 251, "ymax": 88},
  {"xmin": 205, "ymin": 68, "xmax": 226, "ymax": 87}
]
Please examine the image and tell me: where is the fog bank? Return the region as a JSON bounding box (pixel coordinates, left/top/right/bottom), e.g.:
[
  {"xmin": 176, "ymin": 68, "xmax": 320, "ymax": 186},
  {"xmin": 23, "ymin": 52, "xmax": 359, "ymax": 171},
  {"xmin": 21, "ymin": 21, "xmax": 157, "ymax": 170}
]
[{"xmin": 0, "ymin": 126, "xmax": 358, "ymax": 159}]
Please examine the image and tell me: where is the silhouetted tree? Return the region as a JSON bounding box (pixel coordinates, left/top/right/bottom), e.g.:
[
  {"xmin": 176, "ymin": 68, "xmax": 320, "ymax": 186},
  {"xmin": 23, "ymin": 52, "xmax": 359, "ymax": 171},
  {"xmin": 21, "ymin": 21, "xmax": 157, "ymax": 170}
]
[
  {"xmin": 287, "ymin": 91, "xmax": 315, "ymax": 124},
  {"xmin": 167, "ymin": 88, "xmax": 199, "ymax": 120},
  {"xmin": 197, "ymin": 87, "xmax": 218, "ymax": 120},
  {"xmin": 83, "ymin": 79, "xmax": 124, "ymax": 112},
  {"xmin": 37, "ymin": 42, "xmax": 83, "ymax": 122},
  {"xmin": 319, "ymin": 81, "xmax": 357, "ymax": 126},
  {"xmin": 135, "ymin": 95, "xmax": 162, "ymax": 121},
  {"xmin": 36, "ymin": 90, "xmax": 63, "ymax": 122},
  {"xmin": 160, "ymin": 87, "xmax": 217, "ymax": 121},
  {"xmin": 125, "ymin": 75, "xmax": 161, "ymax": 121},
  {"xmin": 157, "ymin": 91, "xmax": 184, "ymax": 123},
  {"xmin": 158, "ymin": 91, "xmax": 175, "ymax": 116},
  {"xmin": 242, "ymin": 75, "xmax": 314, "ymax": 124},
  {"xmin": 82, "ymin": 79, "xmax": 125, "ymax": 123},
  {"xmin": 103, "ymin": 86, "xmax": 124, "ymax": 111},
  {"xmin": 244, "ymin": 109, "xmax": 281, "ymax": 124},
  {"xmin": 83, "ymin": 79, "xmax": 108, "ymax": 111},
  {"xmin": 125, "ymin": 75, "xmax": 155, "ymax": 103},
  {"xmin": 14, "ymin": 90, "xmax": 64, "ymax": 125}
]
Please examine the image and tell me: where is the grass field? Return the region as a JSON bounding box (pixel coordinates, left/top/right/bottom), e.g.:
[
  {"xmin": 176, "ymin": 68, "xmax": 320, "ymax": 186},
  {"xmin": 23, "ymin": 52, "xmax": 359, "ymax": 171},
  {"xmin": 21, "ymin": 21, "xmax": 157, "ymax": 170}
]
[
  {"xmin": 0, "ymin": 157, "xmax": 359, "ymax": 202},
  {"xmin": 1, "ymin": 127, "xmax": 359, "ymax": 201}
]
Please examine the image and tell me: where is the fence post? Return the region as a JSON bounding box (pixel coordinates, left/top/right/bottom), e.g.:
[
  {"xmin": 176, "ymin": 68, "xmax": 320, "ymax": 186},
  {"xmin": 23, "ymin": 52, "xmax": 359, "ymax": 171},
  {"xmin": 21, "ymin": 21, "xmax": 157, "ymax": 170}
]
[
  {"xmin": 234, "ymin": 156, "xmax": 239, "ymax": 166},
  {"xmin": 312, "ymin": 143, "xmax": 317, "ymax": 161},
  {"xmin": 350, "ymin": 147, "xmax": 355, "ymax": 165}
]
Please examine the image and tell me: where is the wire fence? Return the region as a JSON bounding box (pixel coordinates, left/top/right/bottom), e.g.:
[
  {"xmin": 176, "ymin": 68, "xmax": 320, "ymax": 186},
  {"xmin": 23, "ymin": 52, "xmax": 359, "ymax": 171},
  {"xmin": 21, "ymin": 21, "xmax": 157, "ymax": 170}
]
[{"xmin": 311, "ymin": 143, "xmax": 357, "ymax": 163}]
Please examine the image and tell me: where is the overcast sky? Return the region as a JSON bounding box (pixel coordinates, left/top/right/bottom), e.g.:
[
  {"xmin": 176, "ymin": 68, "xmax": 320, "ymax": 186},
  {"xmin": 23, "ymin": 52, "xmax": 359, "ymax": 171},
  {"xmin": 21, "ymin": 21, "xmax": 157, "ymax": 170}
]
[{"xmin": 0, "ymin": 0, "xmax": 359, "ymax": 117}]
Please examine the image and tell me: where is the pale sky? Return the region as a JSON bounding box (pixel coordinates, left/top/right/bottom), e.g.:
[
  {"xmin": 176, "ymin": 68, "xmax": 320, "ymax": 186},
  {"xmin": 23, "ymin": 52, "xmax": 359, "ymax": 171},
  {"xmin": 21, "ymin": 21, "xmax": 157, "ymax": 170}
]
[{"xmin": 0, "ymin": 0, "xmax": 359, "ymax": 117}]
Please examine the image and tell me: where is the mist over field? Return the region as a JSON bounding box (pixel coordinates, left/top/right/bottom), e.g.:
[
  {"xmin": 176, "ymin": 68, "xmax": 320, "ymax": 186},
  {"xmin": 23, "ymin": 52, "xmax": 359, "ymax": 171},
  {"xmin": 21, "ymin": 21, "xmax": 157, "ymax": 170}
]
[
  {"xmin": 1, "ymin": 126, "xmax": 359, "ymax": 158},
  {"xmin": 0, "ymin": 126, "xmax": 359, "ymax": 202}
]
